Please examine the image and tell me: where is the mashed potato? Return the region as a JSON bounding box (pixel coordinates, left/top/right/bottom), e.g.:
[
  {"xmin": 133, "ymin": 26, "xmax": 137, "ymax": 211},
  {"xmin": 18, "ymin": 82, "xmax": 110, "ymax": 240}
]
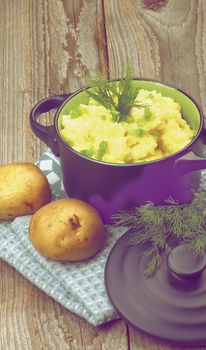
[{"xmin": 59, "ymin": 90, "xmax": 195, "ymax": 164}]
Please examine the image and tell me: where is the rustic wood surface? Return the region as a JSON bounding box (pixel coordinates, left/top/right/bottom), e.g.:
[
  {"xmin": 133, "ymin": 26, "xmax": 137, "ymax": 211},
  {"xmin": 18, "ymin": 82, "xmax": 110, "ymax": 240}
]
[{"xmin": 0, "ymin": 0, "xmax": 206, "ymax": 349}]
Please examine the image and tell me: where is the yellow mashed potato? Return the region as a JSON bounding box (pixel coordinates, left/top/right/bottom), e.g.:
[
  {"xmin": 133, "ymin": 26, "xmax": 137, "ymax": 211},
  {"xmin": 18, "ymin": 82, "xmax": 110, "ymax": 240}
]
[{"xmin": 59, "ymin": 89, "xmax": 195, "ymax": 164}]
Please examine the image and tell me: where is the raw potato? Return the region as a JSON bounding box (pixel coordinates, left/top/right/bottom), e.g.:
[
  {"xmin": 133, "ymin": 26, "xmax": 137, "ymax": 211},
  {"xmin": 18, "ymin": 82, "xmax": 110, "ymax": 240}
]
[
  {"xmin": 29, "ymin": 198, "xmax": 105, "ymax": 261},
  {"xmin": 0, "ymin": 163, "xmax": 51, "ymax": 220}
]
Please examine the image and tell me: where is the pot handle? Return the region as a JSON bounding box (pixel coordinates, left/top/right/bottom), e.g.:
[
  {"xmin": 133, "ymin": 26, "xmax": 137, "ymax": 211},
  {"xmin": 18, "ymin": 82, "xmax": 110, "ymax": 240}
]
[
  {"xmin": 174, "ymin": 151, "xmax": 206, "ymax": 176},
  {"xmin": 30, "ymin": 94, "xmax": 71, "ymax": 156}
]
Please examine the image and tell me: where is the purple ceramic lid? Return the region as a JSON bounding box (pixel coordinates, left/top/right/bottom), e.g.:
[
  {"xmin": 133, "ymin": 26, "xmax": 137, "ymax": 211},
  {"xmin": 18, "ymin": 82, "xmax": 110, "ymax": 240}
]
[{"xmin": 104, "ymin": 229, "xmax": 206, "ymax": 347}]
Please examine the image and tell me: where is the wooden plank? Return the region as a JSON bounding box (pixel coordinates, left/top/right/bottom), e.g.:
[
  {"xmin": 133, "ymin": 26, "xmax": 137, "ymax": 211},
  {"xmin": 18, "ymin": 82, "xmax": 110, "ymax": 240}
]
[
  {"xmin": 103, "ymin": 0, "xmax": 206, "ymax": 349},
  {"xmin": 0, "ymin": 1, "xmax": 127, "ymax": 349}
]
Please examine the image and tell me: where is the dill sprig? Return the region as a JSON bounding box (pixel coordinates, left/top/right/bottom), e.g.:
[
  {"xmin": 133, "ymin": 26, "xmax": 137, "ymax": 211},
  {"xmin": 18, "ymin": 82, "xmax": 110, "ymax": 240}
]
[
  {"xmin": 113, "ymin": 192, "xmax": 206, "ymax": 277},
  {"xmin": 85, "ymin": 64, "xmax": 145, "ymax": 122}
]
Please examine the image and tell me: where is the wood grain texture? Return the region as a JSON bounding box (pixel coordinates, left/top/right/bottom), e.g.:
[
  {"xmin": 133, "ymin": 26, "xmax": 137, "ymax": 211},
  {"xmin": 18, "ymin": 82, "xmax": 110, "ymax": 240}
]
[{"xmin": 1, "ymin": 0, "xmax": 206, "ymax": 349}]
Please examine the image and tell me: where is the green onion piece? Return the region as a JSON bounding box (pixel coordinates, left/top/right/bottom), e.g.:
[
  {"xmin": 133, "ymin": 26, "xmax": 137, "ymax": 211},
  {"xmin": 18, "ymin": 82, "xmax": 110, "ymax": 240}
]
[
  {"xmin": 137, "ymin": 128, "xmax": 145, "ymax": 137},
  {"xmin": 130, "ymin": 128, "xmax": 145, "ymax": 137},
  {"xmin": 144, "ymin": 107, "xmax": 152, "ymax": 121},
  {"xmin": 80, "ymin": 149, "xmax": 93, "ymax": 157},
  {"xmin": 67, "ymin": 139, "xmax": 74, "ymax": 146},
  {"xmin": 96, "ymin": 141, "xmax": 108, "ymax": 160},
  {"xmin": 69, "ymin": 106, "xmax": 82, "ymax": 119}
]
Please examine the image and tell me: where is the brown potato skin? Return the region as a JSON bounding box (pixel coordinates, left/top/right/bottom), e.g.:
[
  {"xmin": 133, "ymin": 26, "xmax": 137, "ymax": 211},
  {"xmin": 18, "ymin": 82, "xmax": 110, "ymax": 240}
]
[
  {"xmin": 0, "ymin": 163, "xmax": 51, "ymax": 220},
  {"xmin": 29, "ymin": 198, "xmax": 105, "ymax": 261}
]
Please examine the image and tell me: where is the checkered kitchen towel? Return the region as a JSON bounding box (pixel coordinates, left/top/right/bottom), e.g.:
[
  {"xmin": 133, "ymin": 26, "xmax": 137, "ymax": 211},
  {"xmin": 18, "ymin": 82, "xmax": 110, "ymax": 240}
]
[{"xmin": 0, "ymin": 149, "xmax": 127, "ymax": 326}]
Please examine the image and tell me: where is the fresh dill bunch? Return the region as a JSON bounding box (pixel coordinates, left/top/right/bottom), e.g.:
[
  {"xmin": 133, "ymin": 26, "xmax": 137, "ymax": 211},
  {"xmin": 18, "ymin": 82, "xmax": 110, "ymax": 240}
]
[
  {"xmin": 113, "ymin": 203, "xmax": 170, "ymax": 277},
  {"xmin": 113, "ymin": 192, "xmax": 206, "ymax": 277},
  {"xmin": 85, "ymin": 64, "xmax": 145, "ymax": 122},
  {"xmin": 182, "ymin": 227, "xmax": 206, "ymax": 256},
  {"xmin": 143, "ymin": 248, "xmax": 162, "ymax": 278}
]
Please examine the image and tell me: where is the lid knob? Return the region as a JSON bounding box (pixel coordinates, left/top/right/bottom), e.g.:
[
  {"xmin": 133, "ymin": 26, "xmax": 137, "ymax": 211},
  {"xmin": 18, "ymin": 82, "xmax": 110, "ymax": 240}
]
[{"xmin": 167, "ymin": 245, "xmax": 206, "ymax": 280}]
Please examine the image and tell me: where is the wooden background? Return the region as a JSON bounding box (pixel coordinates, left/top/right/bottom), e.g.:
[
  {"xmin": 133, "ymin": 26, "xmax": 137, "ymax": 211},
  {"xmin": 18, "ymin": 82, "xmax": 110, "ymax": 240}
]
[{"xmin": 1, "ymin": 0, "xmax": 206, "ymax": 349}]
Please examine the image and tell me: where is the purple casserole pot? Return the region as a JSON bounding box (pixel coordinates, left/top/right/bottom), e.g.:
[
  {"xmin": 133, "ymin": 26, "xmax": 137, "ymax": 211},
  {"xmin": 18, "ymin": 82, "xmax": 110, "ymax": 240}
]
[{"xmin": 30, "ymin": 79, "xmax": 206, "ymax": 223}]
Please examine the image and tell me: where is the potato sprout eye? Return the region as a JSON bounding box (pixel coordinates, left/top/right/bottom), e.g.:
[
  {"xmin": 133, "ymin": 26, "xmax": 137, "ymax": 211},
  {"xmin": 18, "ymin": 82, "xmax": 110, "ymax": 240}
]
[{"xmin": 69, "ymin": 215, "xmax": 81, "ymax": 230}]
